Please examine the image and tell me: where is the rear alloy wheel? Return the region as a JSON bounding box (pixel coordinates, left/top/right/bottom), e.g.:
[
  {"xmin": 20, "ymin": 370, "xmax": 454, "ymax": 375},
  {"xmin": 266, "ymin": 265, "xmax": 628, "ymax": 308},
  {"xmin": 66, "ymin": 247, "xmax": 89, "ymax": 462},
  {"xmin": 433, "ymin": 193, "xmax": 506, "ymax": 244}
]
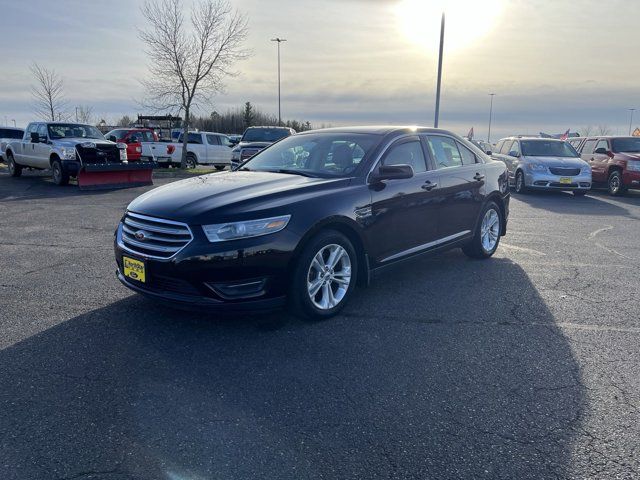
[
  {"xmin": 463, "ymin": 201, "xmax": 502, "ymax": 259},
  {"xmin": 51, "ymin": 158, "xmax": 69, "ymax": 186},
  {"xmin": 291, "ymin": 230, "xmax": 357, "ymax": 320},
  {"xmin": 185, "ymin": 154, "xmax": 197, "ymax": 169},
  {"xmin": 7, "ymin": 152, "xmax": 22, "ymax": 177},
  {"xmin": 607, "ymin": 170, "xmax": 626, "ymax": 196},
  {"xmin": 514, "ymin": 170, "xmax": 527, "ymax": 194}
]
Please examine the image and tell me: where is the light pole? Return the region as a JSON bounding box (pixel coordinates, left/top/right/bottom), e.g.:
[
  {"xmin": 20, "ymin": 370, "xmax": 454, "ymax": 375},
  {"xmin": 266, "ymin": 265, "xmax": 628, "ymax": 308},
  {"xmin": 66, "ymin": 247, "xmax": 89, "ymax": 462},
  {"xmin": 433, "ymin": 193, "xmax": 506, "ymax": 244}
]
[
  {"xmin": 433, "ymin": 13, "xmax": 445, "ymax": 128},
  {"xmin": 12, "ymin": 119, "xmax": 16, "ymax": 127},
  {"xmin": 270, "ymin": 37, "xmax": 287, "ymax": 126},
  {"xmin": 629, "ymin": 108, "xmax": 636, "ymax": 136},
  {"xmin": 488, "ymin": 93, "xmax": 496, "ymax": 143}
]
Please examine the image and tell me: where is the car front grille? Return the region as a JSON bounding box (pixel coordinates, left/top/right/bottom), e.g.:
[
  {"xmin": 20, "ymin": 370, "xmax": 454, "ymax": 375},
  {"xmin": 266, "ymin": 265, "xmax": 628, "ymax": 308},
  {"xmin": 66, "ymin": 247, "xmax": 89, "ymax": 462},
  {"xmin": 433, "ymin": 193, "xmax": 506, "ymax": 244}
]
[
  {"xmin": 549, "ymin": 167, "xmax": 581, "ymax": 176},
  {"xmin": 240, "ymin": 148, "xmax": 261, "ymax": 160},
  {"xmin": 77, "ymin": 144, "xmax": 121, "ymax": 164},
  {"xmin": 121, "ymin": 212, "xmax": 193, "ymax": 259}
]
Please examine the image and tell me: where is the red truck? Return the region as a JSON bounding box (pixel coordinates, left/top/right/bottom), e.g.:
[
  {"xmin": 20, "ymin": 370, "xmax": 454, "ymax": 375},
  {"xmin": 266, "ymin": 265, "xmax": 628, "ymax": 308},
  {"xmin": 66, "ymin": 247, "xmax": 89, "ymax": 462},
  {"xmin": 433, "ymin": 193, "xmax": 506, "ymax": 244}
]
[
  {"xmin": 572, "ymin": 136, "xmax": 640, "ymax": 195},
  {"xmin": 105, "ymin": 128, "xmax": 171, "ymax": 162}
]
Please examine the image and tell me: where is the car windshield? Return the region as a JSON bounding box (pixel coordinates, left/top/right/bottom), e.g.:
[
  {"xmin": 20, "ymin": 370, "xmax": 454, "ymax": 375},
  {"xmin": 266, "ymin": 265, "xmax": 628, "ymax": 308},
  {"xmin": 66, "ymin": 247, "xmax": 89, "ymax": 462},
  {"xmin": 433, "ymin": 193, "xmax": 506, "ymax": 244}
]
[
  {"xmin": 105, "ymin": 129, "xmax": 129, "ymax": 140},
  {"xmin": 240, "ymin": 132, "xmax": 380, "ymax": 178},
  {"xmin": 242, "ymin": 128, "xmax": 291, "ymax": 143},
  {"xmin": 521, "ymin": 140, "xmax": 578, "ymax": 157},
  {"xmin": 48, "ymin": 124, "xmax": 105, "ymax": 140},
  {"xmin": 611, "ymin": 138, "xmax": 640, "ymax": 153}
]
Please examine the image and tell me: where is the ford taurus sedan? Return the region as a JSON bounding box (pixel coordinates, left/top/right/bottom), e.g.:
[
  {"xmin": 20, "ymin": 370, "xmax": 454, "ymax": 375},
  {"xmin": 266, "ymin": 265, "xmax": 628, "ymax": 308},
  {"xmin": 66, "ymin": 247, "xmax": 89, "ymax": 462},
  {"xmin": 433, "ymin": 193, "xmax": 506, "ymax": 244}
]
[
  {"xmin": 492, "ymin": 137, "xmax": 591, "ymax": 195},
  {"xmin": 114, "ymin": 126, "xmax": 510, "ymax": 319}
]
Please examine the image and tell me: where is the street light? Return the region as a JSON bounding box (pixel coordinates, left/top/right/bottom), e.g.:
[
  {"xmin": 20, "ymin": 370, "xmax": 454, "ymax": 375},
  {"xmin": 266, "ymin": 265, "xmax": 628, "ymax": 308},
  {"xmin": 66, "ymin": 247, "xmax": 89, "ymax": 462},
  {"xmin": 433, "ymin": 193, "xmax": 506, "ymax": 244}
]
[
  {"xmin": 487, "ymin": 93, "xmax": 496, "ymax": 143},
  {"xmin": 270, "ymin": 37, "xmax": 287, "ymax": 126},
  {"xmin": 12, "ymin": 119, "xmax": 16, "ymax": 127},
  {"xmin": 629, "ymin": 108, "xmax": 636, "ymax": 136},
  {"xmin": 433, "ymin": 13, "xmax": 445, "ymax": 128}
]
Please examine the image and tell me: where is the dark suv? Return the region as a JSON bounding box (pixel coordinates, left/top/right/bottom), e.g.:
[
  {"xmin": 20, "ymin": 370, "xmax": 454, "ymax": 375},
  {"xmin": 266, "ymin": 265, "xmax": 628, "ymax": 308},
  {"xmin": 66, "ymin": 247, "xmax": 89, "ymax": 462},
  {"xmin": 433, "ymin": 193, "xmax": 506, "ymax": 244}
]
[
  {"xmin": 573, "ymin": 136, "xmax": 640, "ymax": 195},
  {"xmin": 115, "ymin": 126, "xmax": 510, "ymax": 319},
  {"xmin": 230, "ymin": 126, "xmax": 295, "ymax": 168}
]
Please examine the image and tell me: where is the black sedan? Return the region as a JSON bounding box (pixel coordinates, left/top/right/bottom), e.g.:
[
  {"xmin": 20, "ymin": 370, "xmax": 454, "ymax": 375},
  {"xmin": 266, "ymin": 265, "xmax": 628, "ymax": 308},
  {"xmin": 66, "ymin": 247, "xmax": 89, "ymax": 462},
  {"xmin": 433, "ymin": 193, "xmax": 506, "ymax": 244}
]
[{"xmin": 114, "ymin": 126, "xmax": 510, "ymax": 319}]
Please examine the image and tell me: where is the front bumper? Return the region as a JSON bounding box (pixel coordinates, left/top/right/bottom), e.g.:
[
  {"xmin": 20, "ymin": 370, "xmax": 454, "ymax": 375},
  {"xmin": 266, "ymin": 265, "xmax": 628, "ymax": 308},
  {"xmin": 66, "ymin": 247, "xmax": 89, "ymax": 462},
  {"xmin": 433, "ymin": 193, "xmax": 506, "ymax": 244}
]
[
  {"xmin": 623, "ymin": 170, "xmax": 640, "ymax": 188},
  {"xmin": 525, "ymin": 171, "xmax": 591, "ymax": 190},
  {"xmin": 114, "ymin": 222, "xmax": 295, "ymax": 311}
]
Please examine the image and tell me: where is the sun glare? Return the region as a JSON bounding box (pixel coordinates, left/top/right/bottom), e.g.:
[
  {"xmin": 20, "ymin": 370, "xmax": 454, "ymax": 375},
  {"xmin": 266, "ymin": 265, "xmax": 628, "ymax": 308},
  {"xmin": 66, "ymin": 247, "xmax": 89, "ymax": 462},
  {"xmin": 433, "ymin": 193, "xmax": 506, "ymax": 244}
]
[{"xmin": 394, "ymin": 0, "xmax": 506, "ymax": 54}]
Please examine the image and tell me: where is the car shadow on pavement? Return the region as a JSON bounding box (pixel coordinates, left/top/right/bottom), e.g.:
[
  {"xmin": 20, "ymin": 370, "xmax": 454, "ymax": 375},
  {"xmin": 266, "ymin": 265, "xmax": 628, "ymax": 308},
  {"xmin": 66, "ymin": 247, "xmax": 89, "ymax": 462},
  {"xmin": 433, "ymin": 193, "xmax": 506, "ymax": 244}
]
[{"xmin": 0, "ymin": 253, "xmax": 585, "ymax": 479}]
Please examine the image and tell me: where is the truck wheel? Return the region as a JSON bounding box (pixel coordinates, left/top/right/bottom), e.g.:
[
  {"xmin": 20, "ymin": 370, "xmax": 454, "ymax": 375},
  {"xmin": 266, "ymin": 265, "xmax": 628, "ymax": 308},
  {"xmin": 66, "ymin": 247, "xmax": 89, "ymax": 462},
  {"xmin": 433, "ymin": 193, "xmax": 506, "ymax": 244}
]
[
  {"xmin": 290, "ymin": 230, "xmax": 358, "ymax": 321},
  {"xmin": 607, "ymin": 170, "xmax": 626, "ymax": 196},
  {"xmin": 215, "ymin": 165, "xmax": 226, "ymax": 171},
  {"xmin": 7, "ymin": 152, "xmax": 22, "ymax": 177},
  {"xmin": 186, "ymin": 154, "xmax": 197, "ymax": 169},
  {"xmin": 51, "ymin": 158, "xmax": 70, "ymax": 186}
]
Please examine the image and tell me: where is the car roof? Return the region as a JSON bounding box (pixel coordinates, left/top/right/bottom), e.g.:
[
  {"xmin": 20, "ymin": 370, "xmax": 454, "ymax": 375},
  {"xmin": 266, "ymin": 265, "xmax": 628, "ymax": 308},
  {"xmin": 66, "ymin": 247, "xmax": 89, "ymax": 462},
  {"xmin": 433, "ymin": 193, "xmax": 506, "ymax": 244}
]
[
  {"xmin": 0, "ymin": 126, "xmax": 24, "ymax": 131},
  {"xmin": 300, "ymin": 125, "xmax": 462, "ymax": 137}
]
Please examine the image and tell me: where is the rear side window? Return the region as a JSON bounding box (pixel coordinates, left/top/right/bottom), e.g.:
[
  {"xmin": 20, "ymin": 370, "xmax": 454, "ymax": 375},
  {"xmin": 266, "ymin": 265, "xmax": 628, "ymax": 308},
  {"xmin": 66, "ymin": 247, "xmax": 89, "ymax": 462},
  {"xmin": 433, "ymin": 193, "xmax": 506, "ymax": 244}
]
[
  {"xmin": 581, "ymin": 139, "xmax": 597, "ymax": 154},
  {"xmin": 0, "ymin": 129, "xmax": 24, "ymax": 139},
  {"xmin": 187, "ymin": 133, "xmax": 202, "ymax": 144},
  {"xmin": 382, "ymin": 139, "xmax": 427, "ymax": 173},
  {"xmin": 457, "ymin": 142, "xmax": 477, "ymax": 165},
  {"xmin": 426, "ymin": 136, "xmax": 463, "ymax": 169}
]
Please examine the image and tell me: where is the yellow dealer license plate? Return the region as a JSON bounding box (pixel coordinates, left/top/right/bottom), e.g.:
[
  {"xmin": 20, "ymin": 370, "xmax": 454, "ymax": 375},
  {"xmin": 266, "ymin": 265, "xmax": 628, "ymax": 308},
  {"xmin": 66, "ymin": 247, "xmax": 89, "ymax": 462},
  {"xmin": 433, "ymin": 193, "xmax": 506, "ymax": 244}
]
[
  {"xmin": 123, "ymin": 256, "xmax": 146, "ymax": 283},
  {"xmin": 560, "ymin": 177, "xmax": 572, "ymax": 184}
]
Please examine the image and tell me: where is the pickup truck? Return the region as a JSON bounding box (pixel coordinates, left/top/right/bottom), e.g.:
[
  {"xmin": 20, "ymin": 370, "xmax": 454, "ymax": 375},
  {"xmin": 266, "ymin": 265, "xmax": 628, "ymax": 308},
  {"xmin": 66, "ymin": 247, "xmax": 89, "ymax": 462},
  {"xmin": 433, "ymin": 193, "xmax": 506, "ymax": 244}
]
[
  {"xmin": 5, "ymin": 121, "xmax": 129, "ymax": 186},
  {"xmin": 230, "ymin": 126, "xmax": 296, "ymax": 169},
  {"xmin": 105, "ymin": 128, "xmax": 173, "ymax": 164},
  {"xmin": 169, "ymin": 131, "xmax": 234, "ymax": 169}
]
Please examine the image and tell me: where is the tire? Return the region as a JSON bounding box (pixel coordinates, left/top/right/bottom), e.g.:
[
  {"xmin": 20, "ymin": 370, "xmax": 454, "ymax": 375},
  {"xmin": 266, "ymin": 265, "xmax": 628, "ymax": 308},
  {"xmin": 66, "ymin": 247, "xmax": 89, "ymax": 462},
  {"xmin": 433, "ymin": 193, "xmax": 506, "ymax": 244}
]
[
  {"xmin": 607, "ymin": 170, "xmax": 626, "ymax": 196},
  {"xmin": 6, "ymin": 152, "xmax": 22, "ymax": 177},
  {"xmin": 573, "ymin": 190, "xmax": 588, "ymax": 196},
  {"xmin": 463, "ymin": 201, "xmax": 502, "ymax": 259},
  {"xmin": 51, "ymin": 158, "xmax": 69, "ymax": 186},
  {"xmin": 215, "ymin": 165, "xmax": 226, "ymax": 171},
  {"xmin": 514, "ymin": 170, "xmax": 527, "ymax": 194},
  {"xmin": 290, "ymin": 230, "xmax": 358, "ymax": 320},
  {"xmin": 185, "ymin": 154, "xmax": 197, "ymax": 169}
]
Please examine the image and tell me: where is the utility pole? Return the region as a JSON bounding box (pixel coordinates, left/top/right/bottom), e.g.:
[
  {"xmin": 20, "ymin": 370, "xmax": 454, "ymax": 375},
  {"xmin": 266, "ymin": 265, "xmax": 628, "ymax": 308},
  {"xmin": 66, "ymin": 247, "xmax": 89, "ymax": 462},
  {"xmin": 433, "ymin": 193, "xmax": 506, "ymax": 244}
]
[
  {"xmin": 12, "ymin": 119, "xmax": 16, "ymax": 127},
  {"xmin": 270, "ymin": 37, "xmax": 287, "ymax": 126},
  {"xmin": 629, "ymin": 108, "xmax": 635, "ymax": 136},
  {"xmin": 433, "ymin": 13, "xmax": 445, "ymax": 128},
  {"xmin": 488, "ymin": 93, "xmax": 496, "ymax": 143},
  {"xmin": 75, "ymin": 106, "xmax": 78, "ymax": 122}
]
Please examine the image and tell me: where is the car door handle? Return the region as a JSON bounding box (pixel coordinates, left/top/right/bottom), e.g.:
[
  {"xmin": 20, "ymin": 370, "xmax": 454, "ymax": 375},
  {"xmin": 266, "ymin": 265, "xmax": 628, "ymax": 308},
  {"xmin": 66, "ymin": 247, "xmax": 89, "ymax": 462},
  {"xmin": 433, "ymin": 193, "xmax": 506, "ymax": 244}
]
[
  {"xmin": 421, "ymin": 181, "xmax": 438, "ymax": 191},
  {"xmin": 473, "ymin": 173, "xmax": 485, "ymax": 181}
]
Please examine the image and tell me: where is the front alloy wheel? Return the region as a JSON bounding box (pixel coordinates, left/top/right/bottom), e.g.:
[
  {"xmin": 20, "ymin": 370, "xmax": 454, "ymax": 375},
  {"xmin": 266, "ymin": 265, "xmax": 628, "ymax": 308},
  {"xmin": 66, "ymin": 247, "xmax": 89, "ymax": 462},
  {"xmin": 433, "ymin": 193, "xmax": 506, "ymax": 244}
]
[
  {"xmin": 515, "ymin": 170, "xmax": 527, "ymax": 194},
  {"xmin": 291, "ymin": 230, "xmax": 358, "ymax": 320}
]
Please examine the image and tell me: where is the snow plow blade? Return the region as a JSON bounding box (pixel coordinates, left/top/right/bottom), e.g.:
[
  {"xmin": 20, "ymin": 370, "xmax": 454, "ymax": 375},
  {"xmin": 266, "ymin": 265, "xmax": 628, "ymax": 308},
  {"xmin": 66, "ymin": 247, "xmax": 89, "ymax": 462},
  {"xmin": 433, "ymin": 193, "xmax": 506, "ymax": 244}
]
[{"xmin": 77, "ymin": 162, "xmax": 157, "ymax": 190}]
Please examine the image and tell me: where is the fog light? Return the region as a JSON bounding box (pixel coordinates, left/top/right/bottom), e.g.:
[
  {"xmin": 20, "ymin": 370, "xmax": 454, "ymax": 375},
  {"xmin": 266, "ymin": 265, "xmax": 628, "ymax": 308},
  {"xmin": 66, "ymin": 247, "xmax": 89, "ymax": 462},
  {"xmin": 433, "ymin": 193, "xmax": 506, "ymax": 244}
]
[{"xmin": 206, "ymin": 279, "xmax": 267, "ymax": 300}]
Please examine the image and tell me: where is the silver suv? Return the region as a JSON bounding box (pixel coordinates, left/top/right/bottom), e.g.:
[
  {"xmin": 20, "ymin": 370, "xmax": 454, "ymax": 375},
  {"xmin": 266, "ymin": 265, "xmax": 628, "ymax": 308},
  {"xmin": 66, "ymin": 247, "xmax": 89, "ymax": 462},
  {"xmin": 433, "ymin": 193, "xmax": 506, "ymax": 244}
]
[{"xmin": 492, "ymin": 137, "xmax": 591, "ymax": 196}]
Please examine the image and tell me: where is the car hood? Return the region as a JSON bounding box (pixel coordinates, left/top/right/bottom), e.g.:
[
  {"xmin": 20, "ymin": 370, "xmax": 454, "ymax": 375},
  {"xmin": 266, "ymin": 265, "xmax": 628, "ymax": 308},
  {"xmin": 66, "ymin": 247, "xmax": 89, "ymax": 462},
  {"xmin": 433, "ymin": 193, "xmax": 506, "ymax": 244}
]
[
  {"xmin": 616, "ymin": 152, "xmax": 640, "ymax": 161},
  {"xmin": 52, "ymin": 138, "xmax": 117, "ymax": 148},
  {"xmin": 237, "ymin": 141, "xmax": 272, "ymax": 149},
  {"xmin": 127, "ymin": 171, "xmax": 351, "ymax": 223},
  {"xmin": 523, "ymin": 156, "xmax": 587, "ymax": 167}
]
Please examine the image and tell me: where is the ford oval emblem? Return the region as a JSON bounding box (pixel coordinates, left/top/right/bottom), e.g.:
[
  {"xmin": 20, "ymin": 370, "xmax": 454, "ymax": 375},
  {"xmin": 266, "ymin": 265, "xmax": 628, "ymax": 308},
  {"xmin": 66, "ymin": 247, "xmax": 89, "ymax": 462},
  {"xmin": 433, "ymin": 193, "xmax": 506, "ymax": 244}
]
[{"xmin": 134, "ymin": 230, "xmax": 148, "ymax": 241}]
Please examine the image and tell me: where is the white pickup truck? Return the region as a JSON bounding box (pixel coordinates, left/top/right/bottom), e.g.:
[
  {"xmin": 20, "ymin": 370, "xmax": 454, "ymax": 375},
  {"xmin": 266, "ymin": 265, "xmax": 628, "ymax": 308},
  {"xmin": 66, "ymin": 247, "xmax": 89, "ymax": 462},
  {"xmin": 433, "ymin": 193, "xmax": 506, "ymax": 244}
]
[{"xmin": 169, "ymin": 131, "xmax": 234, "ymax": 170}]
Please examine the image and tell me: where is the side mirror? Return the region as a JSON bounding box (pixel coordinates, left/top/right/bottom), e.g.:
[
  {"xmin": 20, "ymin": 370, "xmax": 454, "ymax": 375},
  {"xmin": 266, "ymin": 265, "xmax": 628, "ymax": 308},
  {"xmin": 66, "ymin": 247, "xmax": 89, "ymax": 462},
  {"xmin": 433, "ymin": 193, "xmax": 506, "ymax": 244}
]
[
  {"xmin": 594, "ymin": 147, "xmax": 608, "ymax": 155},
  {"xmin": 370, "ymin": 164, "xmax": 414, "ymax": 182},
  {"xmin": 485, "ymin": 150, "xmax": 492, "ymax": 155},
  {"xmin": 508, "ymin": 150, "xmax": 520, "ymax": 158},
  {"xmin": 108, "ymin": 135, "xmax": 117, "ymax": 143},
  {"xmin": 30, "ymin": 132, "xmax": 40, "ymax": 143}
]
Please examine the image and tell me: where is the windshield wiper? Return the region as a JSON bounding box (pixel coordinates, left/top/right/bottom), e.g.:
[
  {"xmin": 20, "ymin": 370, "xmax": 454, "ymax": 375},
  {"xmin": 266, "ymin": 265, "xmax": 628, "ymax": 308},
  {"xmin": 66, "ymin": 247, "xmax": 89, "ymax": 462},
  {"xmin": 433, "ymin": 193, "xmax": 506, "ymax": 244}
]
[{"xmin": 268, "ymin": 169, "xmax": 318, "ymax": 178}]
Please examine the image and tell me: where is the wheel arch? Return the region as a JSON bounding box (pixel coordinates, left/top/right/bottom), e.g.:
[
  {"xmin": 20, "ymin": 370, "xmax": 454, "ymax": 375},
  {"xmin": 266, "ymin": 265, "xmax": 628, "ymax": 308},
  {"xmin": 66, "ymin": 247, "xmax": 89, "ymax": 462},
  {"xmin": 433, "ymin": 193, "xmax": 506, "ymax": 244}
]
[
  {"xmin": 290, "ymin": 216, "xmax": 370, "ymax": 287},
  {"xmin": 50, "ymin": 153, "xmax": 61, "ymax": 165}
]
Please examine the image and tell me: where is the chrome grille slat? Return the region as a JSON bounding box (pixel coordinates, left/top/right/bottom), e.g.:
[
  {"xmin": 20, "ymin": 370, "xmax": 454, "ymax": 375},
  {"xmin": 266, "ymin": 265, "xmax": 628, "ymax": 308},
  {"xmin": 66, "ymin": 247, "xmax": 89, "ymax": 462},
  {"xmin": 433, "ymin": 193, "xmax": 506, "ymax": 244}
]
[{"xmin": 121, "ymin": 212, "xmax": 193, "ymax": 259}]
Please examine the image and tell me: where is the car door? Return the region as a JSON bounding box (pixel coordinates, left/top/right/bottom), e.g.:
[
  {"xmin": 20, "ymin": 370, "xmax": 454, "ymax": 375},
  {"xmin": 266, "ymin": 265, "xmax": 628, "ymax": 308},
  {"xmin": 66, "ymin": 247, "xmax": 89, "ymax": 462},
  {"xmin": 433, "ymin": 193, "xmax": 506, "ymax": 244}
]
[
  {"xmin": 425, "ymin": 135, "xmax": 486, "ymax": 240},
  {"xmin": 19, "ymin": 123, "xmax": 38, "ymax": 166},
  {"xmin": 34, "ymin": 123, "xmax": 51, "ymax": 168},
  {"xmin": 217, "ymin": 135, "xmax": 234, "ymax": 162},
  {"xmin": 590, "ymin": 139, "xmax": 610, "ymax": 182},
  {"xmin": 367, "ymin": 136, "xmax": 440, "ymax": 264},
  {"xmin": 206, "ymin": 134, "xmax": 225, "ymax": 163}
]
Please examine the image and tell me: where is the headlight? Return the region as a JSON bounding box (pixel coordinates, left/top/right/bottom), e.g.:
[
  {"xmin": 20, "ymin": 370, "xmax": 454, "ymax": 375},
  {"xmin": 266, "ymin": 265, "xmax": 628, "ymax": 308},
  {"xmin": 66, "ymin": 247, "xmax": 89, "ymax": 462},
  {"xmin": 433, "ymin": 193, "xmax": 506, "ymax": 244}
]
[
  {"xmin": 117, "ymin": 143, "xmax": 128, "ymax": 161},
  {"xmin": 61, "ymin": 146, "xmax": 77, "ymax": 160},
  {"xmin": 202, "ymin": 215, "xmax": 291, "ymax": 242},
  {"xmin": 627, "ymin": 160, "xmax": 640, "ymax": 172},
  {"xmin": 527, "ymin": 163, "xmax": 547, "ymax": 172},
  {"xmin": 582, "ymin": 166, "xmax": 592, "ymax": 175}
]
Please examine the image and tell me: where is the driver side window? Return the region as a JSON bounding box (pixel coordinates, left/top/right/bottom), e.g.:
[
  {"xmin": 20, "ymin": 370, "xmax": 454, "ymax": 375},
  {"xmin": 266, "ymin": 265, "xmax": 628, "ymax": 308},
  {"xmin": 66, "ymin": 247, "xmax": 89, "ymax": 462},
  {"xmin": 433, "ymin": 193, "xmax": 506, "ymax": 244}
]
[
  {"xmin": 509, "ymin": 141, "xmax": 521, "ymax": 156},
  {"xmin": 381, "ymin": 139, "xmax": 427, "ymax": 173}
]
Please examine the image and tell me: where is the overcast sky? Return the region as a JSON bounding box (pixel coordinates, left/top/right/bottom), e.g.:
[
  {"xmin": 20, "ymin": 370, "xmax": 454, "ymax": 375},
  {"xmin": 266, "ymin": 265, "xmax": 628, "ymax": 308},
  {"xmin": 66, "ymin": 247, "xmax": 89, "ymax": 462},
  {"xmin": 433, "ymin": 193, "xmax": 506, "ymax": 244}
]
[{"xmin": 1, "ymin": 0, "xmax": 638, "ymax": 140}]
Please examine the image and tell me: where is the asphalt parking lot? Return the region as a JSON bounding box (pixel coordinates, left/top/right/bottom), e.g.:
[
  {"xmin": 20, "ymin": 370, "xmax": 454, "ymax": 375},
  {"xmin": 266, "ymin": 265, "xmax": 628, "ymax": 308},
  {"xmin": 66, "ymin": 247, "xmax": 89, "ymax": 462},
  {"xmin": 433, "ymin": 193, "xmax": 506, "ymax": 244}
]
[{"xmin": 1, "ymin": 171, "xmax": 639, "ymax": 479}]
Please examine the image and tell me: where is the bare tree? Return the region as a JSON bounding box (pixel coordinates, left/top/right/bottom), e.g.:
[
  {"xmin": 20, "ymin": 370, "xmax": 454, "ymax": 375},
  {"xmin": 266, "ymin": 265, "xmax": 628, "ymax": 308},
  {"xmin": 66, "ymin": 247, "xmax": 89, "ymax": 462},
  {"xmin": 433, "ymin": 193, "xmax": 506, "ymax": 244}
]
[
  {"xmin": 75, "ymin": 105, "xmax": 94, "ymax": 124},
  {"xmin": 30, "ymin": 63, "xmax": 66, "ymax": 121},
  {"xmin": 139, "ymin": 0, "xmax": 249, "ymax": 167},
  {"xmin": 596, "ymin": 125, "xmax": 612, "ymax": 135},
  {"xmin": 580, "ymin": 125, "xmax": 594, "ymax": 137},
  {"xmin": 117, "ymin": 115, "xmax": 133, "ymax": 127}
]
